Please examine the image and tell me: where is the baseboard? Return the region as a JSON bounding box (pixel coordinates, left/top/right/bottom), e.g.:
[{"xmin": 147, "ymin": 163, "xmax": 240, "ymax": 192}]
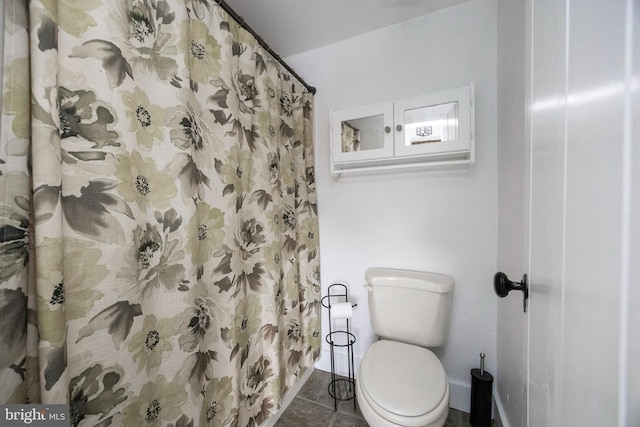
[
  {"xmin": 259, "ymin": 366, "xmax": 315, "ymax": 427},
  {"xmin": 492, "ymin": 391, "xmax": 510, "ymax": 427},
  {"xmin": 448, "ymin": 379, "xmax": 506, "ymax": 425},
  {"xmin": 448, "ymin": 379, "xmax": 471, "ymax": 413}
]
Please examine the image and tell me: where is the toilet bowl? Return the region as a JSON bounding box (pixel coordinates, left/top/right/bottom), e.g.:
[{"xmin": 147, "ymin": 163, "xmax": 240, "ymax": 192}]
[
  {"xmin": 356, "ymin": 340, "xmax": 449, "ymax": 427},
  {"xmin": 358, "ymin": 268, "xmax": 454, "ymax": 427}
]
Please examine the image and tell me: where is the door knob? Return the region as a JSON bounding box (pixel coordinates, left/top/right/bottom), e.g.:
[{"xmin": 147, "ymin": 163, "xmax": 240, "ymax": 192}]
[{"xmin": 494, "ymin": 272, "xmax": 529, "ymax": 312}]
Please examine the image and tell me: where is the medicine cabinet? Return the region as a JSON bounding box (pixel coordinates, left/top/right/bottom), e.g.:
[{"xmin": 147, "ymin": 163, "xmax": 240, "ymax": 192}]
[{"xmin": 330, "ymin": 84, "xmax": 474, "ymax": 176}]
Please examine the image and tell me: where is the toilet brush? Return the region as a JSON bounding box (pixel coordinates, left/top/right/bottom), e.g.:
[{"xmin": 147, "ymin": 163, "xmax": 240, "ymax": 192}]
[{"xmin": 470, "ymin": 353, "xmax": 493, "ymax": 427}]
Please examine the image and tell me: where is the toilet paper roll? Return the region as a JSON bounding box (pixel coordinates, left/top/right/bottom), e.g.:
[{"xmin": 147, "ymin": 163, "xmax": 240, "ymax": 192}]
[{"xmin": 330, "ymin": 302, "xmax": 353, "ymax": 319}]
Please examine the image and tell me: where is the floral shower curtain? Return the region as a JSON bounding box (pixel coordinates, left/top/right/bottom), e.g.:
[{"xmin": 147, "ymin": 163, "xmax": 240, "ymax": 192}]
[
  {"xmin": 340, "ymin": 122, "xmax": 360, "ymax": 152},
  {"xmin": 0, "ymin": 0, "xmax": 320, "ymax": 425}
]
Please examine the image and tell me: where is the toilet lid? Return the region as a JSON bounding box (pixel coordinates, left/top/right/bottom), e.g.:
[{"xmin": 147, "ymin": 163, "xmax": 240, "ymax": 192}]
[{"xmin": 359, "ymin": 340, "xmax": 447, "ymax": 418}]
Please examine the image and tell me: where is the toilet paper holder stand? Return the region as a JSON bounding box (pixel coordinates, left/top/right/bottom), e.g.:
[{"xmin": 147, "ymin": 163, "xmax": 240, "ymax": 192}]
[{"xmin": 321, "ymin": 283, "xmax": 358, "ymax": 411}]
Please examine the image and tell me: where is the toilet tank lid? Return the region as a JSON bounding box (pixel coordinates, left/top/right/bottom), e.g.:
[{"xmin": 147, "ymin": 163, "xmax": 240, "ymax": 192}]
[{"xmin": 365, "ymin": 268, "xmax": 454, "ymax": 293}]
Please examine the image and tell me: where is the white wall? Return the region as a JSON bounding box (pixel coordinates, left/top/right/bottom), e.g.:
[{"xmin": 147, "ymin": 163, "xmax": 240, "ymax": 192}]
[
  {"xmin": 495, "ymin": 0, "xmax": 528, "ymax": 426},
  {"xmin": 287, "ymin": 0, "xmax": 498, "ymax": 411}
]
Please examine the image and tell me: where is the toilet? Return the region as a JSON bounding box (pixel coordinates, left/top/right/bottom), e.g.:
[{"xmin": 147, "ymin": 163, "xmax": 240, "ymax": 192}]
[{"xmin": 356, "ymin": 267, "xmax": 454, "ymax": 427}]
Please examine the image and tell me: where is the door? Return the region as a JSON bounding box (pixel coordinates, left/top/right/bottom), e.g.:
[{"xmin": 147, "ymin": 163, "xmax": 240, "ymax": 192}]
[{"xmin": 526, "ymin": 1, "xmax": 637, "ymax": 426}]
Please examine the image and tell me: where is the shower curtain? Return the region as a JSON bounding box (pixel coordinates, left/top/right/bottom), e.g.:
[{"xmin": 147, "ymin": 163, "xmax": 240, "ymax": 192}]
[{"xmin": 0, "ymin": 0, "xmax": 320, "ymax": 425}]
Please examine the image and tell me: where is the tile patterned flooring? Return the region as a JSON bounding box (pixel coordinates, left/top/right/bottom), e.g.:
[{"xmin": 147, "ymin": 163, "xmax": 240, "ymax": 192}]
[{"xmin": 274, "ymin": 369, "xmax": 502, "ymax": 427}]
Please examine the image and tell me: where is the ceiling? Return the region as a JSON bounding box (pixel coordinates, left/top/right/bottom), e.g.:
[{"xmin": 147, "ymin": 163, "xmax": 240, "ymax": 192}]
[{"xmin": 224, "ymin": 0, "xmax": 472, "ymax": 58}]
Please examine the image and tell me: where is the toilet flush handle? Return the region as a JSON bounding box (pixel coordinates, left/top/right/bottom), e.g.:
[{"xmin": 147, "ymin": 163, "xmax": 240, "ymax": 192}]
[{"xmin": 364, "ymin": 284, "xmax": 373, "ymax": 293}]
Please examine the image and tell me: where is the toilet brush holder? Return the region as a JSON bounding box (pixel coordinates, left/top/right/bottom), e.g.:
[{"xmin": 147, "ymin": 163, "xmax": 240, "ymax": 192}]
[{"xmin": 470, "ymin": 353, "xmax": 493, "ymax": 427}]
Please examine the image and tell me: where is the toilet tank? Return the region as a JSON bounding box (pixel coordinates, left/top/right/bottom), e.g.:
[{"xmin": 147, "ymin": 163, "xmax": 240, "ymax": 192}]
[{"xmin": 365, "ymin": 267, "xmax": 454, "ymax": 347}]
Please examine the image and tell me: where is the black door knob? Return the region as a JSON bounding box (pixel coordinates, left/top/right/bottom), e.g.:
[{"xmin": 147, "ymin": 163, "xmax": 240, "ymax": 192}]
[{"xmin": 494, "ymin": 272, "xmax": 529, "ymax": 312}]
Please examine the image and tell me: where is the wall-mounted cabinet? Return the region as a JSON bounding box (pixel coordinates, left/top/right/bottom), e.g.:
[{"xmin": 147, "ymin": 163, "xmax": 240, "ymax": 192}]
[{"xmin": 330, "ymin": 84, "xmax": 474, "ymax": 176}]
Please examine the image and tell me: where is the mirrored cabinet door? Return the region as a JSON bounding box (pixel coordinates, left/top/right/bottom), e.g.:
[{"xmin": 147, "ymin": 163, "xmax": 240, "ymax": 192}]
[
  {"xmin": 394, "ymin": 85, "xmax": 473, "ymax": 158},
  {"xmin": 331, "ymin": 102, "xmax": 394, "ymax": 163},
  {"xmin": 330, "ymin": 84, "xmax": 474, "ymax": 175}
]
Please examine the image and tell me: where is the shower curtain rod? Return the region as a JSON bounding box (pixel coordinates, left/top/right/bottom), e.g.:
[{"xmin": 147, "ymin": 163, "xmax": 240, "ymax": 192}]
[{"xmin": 215, "ymin": 0, "xmax": 317, "ymax": 95}]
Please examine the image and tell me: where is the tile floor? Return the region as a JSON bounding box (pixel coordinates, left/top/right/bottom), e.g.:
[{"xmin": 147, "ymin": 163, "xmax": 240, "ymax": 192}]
[{"xmin": 274, "ymin": 369, "xmax": 502, "ymax": 427}]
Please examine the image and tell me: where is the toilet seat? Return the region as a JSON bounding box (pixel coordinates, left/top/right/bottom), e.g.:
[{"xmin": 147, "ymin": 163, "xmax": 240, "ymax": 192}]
[{"xmin": 358, "ymin": 340, "xmax": 449, "ymax": 427}]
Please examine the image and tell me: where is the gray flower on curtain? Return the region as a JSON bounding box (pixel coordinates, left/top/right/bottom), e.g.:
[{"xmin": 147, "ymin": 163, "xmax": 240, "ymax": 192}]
[
  {"xmin": 1, "ymin": 57, "xmax": 30, "ymax": 155},
  {"xmin": 209, "ymin": 72, "xmax": 261, "ymax": 150},
  {"xmin": 178, "ymin": 295, "xmax": 216, "ymax": 352},
  {"xmin": 175, "ymin": 350, "xmax": 217, "ymax": 399},
  {"xmin": 68, "ymin": 364, "xmax": 127, "ymax": 427},
  {"xmin": 280, "ymin": 92, "xmax": 293, "ymax": 117},
  {"xmin": 116, "ymin": 151, "xmax": 177, "ymax": 212},
  {"xmin": 121, "ymin": 87, "xmax": 166, "ymax": 148},
  {"xmin": 180, "ymin": 19, "xmax": 221, "ymax": 84},
  {"xmin": 127, "ymin": 315, "xmax": 174, "ymax": 374},
  {"xmin": 77, "ymin": 301, "xmax": 143, "ymax": 350},
  {"xmin": 167, "ymin": 92, "xmax": 216, "ymax": 200},
  {"xmin": 111, "ymin": 0, "xmax": 179, "ymax": 81},
  {"xmin": 285, "ymin": 318, "xmax": 303, "ymax": 369},
  {"xmin": 123, "ymin": 375, "xmax": 187, "ymax": 426},
  {"xmin": 216, "ymin": 145, "xmax": 256, "ymax": 197},
  {"xmin": 236, "ymin": 218, "xmax": 266, "ymax": 259},
  {"xmin": 39, "ymin": 0, "xmax": 100, "ymax": 38},
  {"xmin": 169, "ymin": 93, "xmax": 214, "ymax": 156},
  {"xmin": 118, "ymin": 218, "xmax": 186, "ymax": 297},
  {"xmin": 0, "ymin": 287, "xmax": 27, "ymax": 374},
  {"xmin": 224, "ymin": 294, "xmax": 262, "ymax": 363},
  {"xmin": 177, "ymin": 283, "xmax": 224, "ymax": 353},
  {"xmin": 239, "ymin": 355, "xmax": 275, "ymax": 425},
  {"xmin": 70, "ymin": 41, "xmax": 134, "ymax": 89},
  {"xmin": 60, "ymin": 180, "xmax": 135, "ymax": 244},
  {"xmin": 0, "ymin": 172, "xmax": 30, "ymax": 283},
  {"xmin": 57, "ymin": 87, "xmax": 120, "ymax": 147},
  {"xmin": 185, "ymin": 0, "xmax": 211, "ymax": 20},
  {"xmin": 168, "ymin": 414, "xmax": 196, "ymax": 427},
  {"xmin": 201, "ymin": 376, "xmax": 234, "ymax": 426},
  {"xmin": 213, "ymin": 218, "xmax": 269, "ymax": 297},
  {"xmin": 186, "ymin": 201, "xmax": 225, "ymax": 268}
]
